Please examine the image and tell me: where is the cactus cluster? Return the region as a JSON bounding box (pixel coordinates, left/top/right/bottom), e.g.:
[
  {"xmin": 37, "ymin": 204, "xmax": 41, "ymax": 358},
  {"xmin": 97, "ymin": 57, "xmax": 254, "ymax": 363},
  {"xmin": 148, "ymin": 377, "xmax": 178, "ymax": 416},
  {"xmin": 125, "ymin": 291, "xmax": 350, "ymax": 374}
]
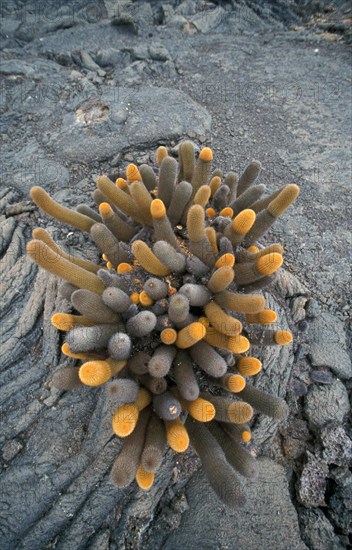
[{"xmin": 27, "ymin": 141, "xmax": 299, "ymax": 508}]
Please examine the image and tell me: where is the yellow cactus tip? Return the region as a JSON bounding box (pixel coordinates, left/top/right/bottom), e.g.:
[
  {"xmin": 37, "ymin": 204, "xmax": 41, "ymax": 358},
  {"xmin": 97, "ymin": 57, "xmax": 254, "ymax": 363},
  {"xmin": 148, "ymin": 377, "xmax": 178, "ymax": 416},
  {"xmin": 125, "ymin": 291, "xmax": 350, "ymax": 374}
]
[
  {"xmin": 237, "ymin": 357, "xmax": 262, "ymax": 376},
  {"xmin": 136, "ymin": 465, "xmax": 154, "ymax": 490},
  {"xmin": 232, "ymin": 209, "xmax": 256, "ymax": 235},
  {"xmin": 247, "ymin": 245, "xmax": 259, "ymax": 253},
  {"xmin": 215, "ymin": 253, "xmax": 235, "ymax": 269},
  {"xmin": 139, "ymin": 290, "xmax": 154, "ymax": 307},
  {"xmin": 156, "ymin": 145, "xmax": 168, "ymax": 165},
  {"xmin": 116, "ymin": 177, "xmax": 128, "ymax": 189},
  {"xmin": 275, "ymin": 330, "xmax": 293, "ymax": 345},
  {"xmin": 227, "ymin": 374, "xmax": 246, "ymax": 393},
  {"xmin": 51, "ymin": 313, "xmax": 66, "ymax": 330},
  {"xmin": 130, "ymin": 291, "xmax": 140, "ymax": 305},
  {"xmin": 256, "ymin": 252, "xmax": 283, "ymax": 276},
  {"xmin": 199, "ymin": 147, "xmax": 213, "ymax": 161},
  {"xmin": 126, "ymin": 163, "xmax": 141, "ymax": 182},
  {"xmin": 79, "ymin": 361, "xmax": 112, "ymax": 387},
  {"xmin": 99, "ymin": 202, "xmax": 113, "ymax": 217},
  {"xmin": 258, "ymin": 310, "xmax": 277, "ymax": 324},
  {"xmin": 102, "ymin": 253, "xmax": 108, "ymax": 261},
  {"xmin": 188, "ymin": 398, "xmax": 215, "ymax": 422},
  {"xmin": 106, "ymin": 261, "xmax": 113, "ymax": 270},
  {"xmin": 228, "ymin": 402, "xmax": 254, "ymax": 424},
  {"xmin": 167, "ymin": 422, "xmax": 190, "ymax": 452},
  {"xmin": 160, "ymin": 328, "xmax": 177, "ymax": 345},
  {"xmin": 228, "ymin": 335, "xmax": 250, "ymax": 354},
  {"xmin": 112, "ymin": 404, "xmax": 139, "ymax": 437},
  {"xmin": 242, "ymin": 430, "xmax": 252, "ymax": 442},
  {"xmin": 117, "ymin": 262, "xmax": 133, "ymax": 274},
  {"xmin": 219, "ymin": 207, "xmax": 234, "ymax": 218},
  {"xmin": 150, "ymin": 198, "xmax": 166, "ymax": 219},
  {"xmin": 205, "ymin": 207, "xmax": 216, "ymax": 219},
  {"xmin": 189, "ymin": 322, "xmax": 206, "ymax": 340}
]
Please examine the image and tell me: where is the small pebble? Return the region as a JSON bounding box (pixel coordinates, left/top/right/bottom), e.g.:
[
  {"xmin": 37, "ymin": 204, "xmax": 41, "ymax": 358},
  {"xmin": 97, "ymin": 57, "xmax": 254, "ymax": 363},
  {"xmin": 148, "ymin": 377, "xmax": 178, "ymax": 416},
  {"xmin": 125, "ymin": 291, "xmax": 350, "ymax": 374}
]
[{"xmin": 310, "ymin": 370, "xmax": 333, "ymax": 385}]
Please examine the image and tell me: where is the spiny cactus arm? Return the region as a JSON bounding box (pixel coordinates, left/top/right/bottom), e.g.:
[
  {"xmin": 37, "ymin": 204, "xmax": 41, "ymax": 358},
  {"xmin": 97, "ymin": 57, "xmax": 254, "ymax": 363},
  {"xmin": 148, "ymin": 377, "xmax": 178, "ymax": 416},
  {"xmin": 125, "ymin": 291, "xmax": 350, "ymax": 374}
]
[
  {"xmin": 244, "ymin": 184, "xmax": 300, "ymax": 244},
  {"xmin": 111, "ymin": 407, "xmax": 151, "ymax": 488},
  {"xmin": 90, "ymin": 223, "xmax": 130, "ymax": 268},
  {"xmin": 153, "ymin": 391, "xmax": 182, "ymax": 420},
  {"xmin": 234, "ymin": 252, "xmax": 283, "ymax": 286},
  {"xmin": 205, "ymin": 226, "xmax": 219, "ymax": 255},
  {"xmin": 156, "ymin": 145, "xmax": 168, "ymax": 166},
  {"xmin": 230, "ymin": 184, "xmax": 266, "ymax": 216},
  {"xmin": 98, "ymin": 202, "xmax": 136, "ymax": 242},
  {"xmin": 207, "ymin": 395, "xmax": 254, "ymax": 424},
  {"xmin": 76, "ymin": 204, "xmax": 102, "ymax": 223},
  {"xmin": 187, "ymin": 205, "xmax": 215, "ymax": 267},
  {"xmin": 237, "ymin": 160, "xmax": 262, "ymax": 196},
  {"xmin": 209, "ymin": 175, "xmax": 222, "ymax": 197},
  {"xmin": 32, "ymin": 228, "xmax": 100, "ymax": 274},
  {"xmin": 138, "ymin": 374, "xmax": 167, "ymax": 395},
  {"xmin": 191, "ymin": 147, "xmax": 213, "ymax": 196},
  {"xmin": 102, "ymin": 287, "xmax": 131, "ymax": 313},
  {"xmin": 224, "ymin": 209, "xmax": 256, "ymax": 245},
  {"xmin": 164, "ymin": 417, "xmax": 189, "ymax": 452},
  {"xmin": 214, "ymin": 290, "xmax": 265, "ymax": 313},
  {"xmin": 126, "ymin": 311, "xmax": 157, "ymax": 337},
  {"xmin": 175, "ymin": 322, "xmax": 206, "ymax": 349},
  {"xmin": 71, "ymin": 289, "xmax": 120, "ymax": 323},
  {"xmin": 148, "ymin": 345, "xmax": 177, "ymax": 378},
  {"xmin": 153, "ymin": 241, "xmax": 186, "ymax": 273},
  {"xmin": 59, "ymin": 281, "xmax": 79, "ymax": 301},
  {"xmin": 207, "ymin": 265, "xmax": 234, "ymax": 293},
  {"xmin": 186, "ymin": 255, "xmax": 210, "ymax": 277},
  {"xmin": 150, "ymin": 200, "xmax": 180, "ymax": 250},
  {"xmin": 138, "ymin": 165, "xmax": 156, "ymax": 193},
  {"xmin": 189, "ymin": 341, "xmax": 227, "ymax": 378},
  {"xmin": 173, "ymin": 350, "xmax": 200, "ymax": 401},
  {"xmin": 143, "ymin": 278, "xmax": 168, "ymax": 301},
  {"xmin": 194, "ymin": 185, "xmax": 211, "ymax": 208},
  {"xmin": 237, "ymin": 384, "xmax": 289, "ymax": 419},
  {"xmin": 208, "ymin": 422, "xmax": 258, "ymax": 479},
  {"xmin": 52, "ymin": 365, "xmax": 82, "ymax": 390},
  {"xmin": 157, "ymin": 156, "xmax": 178, "ymax": 208},
  {"xmin": 51, "ymin": 313, "xmax": 95, "ymax": 331},
  {"xmin": 178, "ymin": 283, "xmax": 211, "ymax": 306},
  {"xmin": 129, "ymin": 181, "xmax": 154, "ymax": 225},
  {"xmin": 167, "ymin": 180, "xmax": 193, "ymax": 226},
  {"xmin": 247, "ymin": 329, "xmax": 293, "ymax": 346},
  {"xmin": 204, "ymin": 326, "xmax": 249, "ymax": 354},
  {"xmin": 132, "ymin": 240, "xmax": 171, "ymax": 276},
  {"xmin": 108, "ymin": 333, "xmax": 132, "ymax": 360},
  {"xmin": 178, "ymin": 140, "xmax": 195, "ymax": 182},
  {"xmin": 112, "ymin": 389, "xmax": 152, "ymax": 437},
  {"xmin": 96, "ymin": 176, "xmax": 147, "ymax": 225},
  {"xmin": 66, "ymin": 324, "xmax": 118, "ymax": 353},
  {"xmin": 30, "ymin": 186, "xmax": 95, "ymax": 232},
  {"xmin": 168, "ymin": 294, "xmax": 190, "ymax": 325},
  {"xmin": 204, "ymin": 302, "xmax": 242, "ymax": 337},
  {"xmin": 140, "ymin": 413, "xmax": 166, "ymax": 473},
  {"xmin": 106, "ymin": 378, "xmax": 139, "ymax": 405},
  {"xmin": 185, "ymin": 417, "xmax": 246, "ymax": 508},
  {"xmin": 224, "ymin": 172, "xmax": 238, "ymax": 199},
  {"xmin": 27, "ymin": 240, "xmax": 105, "ymax": 295},
  {"xmin": 212, "ymin": 184, "xmax": 230, "ymax": 212}
]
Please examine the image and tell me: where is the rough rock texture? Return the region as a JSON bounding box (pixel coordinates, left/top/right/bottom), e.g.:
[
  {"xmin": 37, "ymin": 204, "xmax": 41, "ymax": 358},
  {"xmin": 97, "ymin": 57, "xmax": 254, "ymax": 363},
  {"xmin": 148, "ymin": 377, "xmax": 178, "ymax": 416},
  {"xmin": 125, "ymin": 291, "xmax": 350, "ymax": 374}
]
[{"xmin": 0, "ymin": 0, "xmax": 351, "ymax": 548}]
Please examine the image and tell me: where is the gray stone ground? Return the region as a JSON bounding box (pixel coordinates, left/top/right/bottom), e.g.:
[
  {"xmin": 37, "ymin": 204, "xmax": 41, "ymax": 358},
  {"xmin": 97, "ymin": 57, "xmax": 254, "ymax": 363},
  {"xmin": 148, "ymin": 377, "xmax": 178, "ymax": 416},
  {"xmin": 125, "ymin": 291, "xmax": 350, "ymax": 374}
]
[{"xmin": 0, "ymin": 1, "xmax": 351, "ymax": 549}]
